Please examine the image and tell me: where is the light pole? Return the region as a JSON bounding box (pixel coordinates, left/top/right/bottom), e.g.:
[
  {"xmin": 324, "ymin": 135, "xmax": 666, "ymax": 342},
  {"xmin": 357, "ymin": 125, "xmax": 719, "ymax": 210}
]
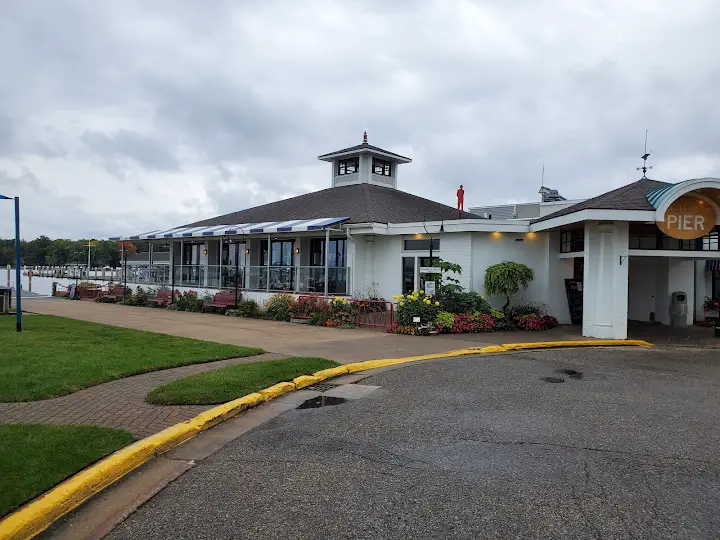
[
  {"xmin": 423, "ymin": 211, "xmax": 444, "ymax": 269},
  {"xmin": 1, "ymin": 194, "xmax": 22, "ymax": 332}
]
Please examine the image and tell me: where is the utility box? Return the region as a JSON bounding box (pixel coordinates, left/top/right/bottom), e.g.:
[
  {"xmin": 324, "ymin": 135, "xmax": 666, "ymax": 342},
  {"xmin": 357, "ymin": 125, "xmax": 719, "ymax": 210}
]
[{"xmin": 670, "ymin": 291, "xmax": 688, "ymax": 327}]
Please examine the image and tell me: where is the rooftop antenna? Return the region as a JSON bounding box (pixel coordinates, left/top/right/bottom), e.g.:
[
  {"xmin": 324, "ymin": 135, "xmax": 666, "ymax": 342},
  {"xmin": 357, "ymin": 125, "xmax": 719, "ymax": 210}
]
[{"xmin": 637, "ymin": 129, "xmax": 653, "ymax": 179}]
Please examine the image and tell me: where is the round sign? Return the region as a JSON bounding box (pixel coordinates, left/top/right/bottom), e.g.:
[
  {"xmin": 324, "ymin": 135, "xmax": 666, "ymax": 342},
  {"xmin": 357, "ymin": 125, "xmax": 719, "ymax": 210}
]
[{"xmin": 657, "ymin": 195, "xmax": 717, "ymax": 240}]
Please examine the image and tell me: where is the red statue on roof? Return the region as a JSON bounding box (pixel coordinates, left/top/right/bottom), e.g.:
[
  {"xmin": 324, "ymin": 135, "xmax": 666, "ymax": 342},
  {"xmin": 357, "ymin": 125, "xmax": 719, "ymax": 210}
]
[{"xmin": 457, "ymin": 184, "xmax": 465, "ymax": 213}]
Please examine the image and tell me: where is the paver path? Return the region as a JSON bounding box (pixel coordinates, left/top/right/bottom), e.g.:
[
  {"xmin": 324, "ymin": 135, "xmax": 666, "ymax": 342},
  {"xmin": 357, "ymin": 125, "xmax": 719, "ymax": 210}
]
[
  {"xmin": 0, "ymin": 353, "xmax": 284, "ymax": 438},
  {"xmin": 22, "ymin": 298, "xmax": 589, "ymax": 361}
]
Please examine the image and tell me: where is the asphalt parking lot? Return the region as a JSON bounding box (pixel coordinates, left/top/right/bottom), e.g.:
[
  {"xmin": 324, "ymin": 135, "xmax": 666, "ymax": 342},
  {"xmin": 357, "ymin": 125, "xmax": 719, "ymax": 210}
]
[{"xmin": 107, "ymin": 347, "xmax": 720, "ymax": 540}]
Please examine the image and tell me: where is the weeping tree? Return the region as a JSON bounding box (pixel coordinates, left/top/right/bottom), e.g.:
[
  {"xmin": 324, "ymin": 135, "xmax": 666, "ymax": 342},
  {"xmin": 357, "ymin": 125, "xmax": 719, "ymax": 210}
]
[{"xmin": 483, "ymin": 261, "xmax": 535, "ymax": 312}]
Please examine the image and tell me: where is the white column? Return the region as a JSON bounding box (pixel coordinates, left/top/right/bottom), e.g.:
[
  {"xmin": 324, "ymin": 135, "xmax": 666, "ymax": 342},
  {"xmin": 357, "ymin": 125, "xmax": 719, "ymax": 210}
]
[
  {"xmin": 324, "ymin": 228, "xmax": 330, "ymax": 296},
  {"xmin": 582, "ymin": 221, "xmax": 629, "ymax": 339}
]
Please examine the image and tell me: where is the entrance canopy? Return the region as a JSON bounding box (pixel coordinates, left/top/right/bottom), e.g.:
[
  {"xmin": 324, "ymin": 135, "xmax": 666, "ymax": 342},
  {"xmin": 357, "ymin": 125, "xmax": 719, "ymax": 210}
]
[{"xmin": 110, "ymin": 217, "xmax": 349, "ymax": 241}]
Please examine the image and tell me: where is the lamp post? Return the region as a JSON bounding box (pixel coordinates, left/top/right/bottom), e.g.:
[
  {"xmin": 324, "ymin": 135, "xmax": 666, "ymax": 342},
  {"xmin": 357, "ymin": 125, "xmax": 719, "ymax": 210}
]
[
  {"xmin": 1, "ymin": 194, "xmax": 22, "ymax": 332},
  {"xmin": 423, "ymin": 211, "xmax": 444, "ymax": 270}
]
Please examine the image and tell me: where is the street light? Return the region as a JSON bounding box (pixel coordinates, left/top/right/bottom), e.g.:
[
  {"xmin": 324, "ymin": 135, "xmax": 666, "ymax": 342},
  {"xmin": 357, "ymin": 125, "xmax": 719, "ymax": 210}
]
[
  {"xmin": 423, "ymin": 211, "xmax": 444, "ymax": 268},
  {"xmin": 0, "ymin": 194, "xmax": 22, "ymax": 332},
  {"xmin": 422, "ymin": 211, "xmax": 444, "ymax": 295}
]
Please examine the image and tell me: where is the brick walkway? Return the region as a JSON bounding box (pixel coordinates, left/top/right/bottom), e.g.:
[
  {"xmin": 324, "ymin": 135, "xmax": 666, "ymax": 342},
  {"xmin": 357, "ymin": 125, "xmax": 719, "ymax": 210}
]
[{"xmin": 0, "ymin": 353, "xmax": 284, "ymax": 438}]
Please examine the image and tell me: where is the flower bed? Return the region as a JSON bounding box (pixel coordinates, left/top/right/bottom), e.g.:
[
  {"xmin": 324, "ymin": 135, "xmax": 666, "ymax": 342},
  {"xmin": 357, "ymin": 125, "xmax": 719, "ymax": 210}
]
[{"xmin": 516, "ymin": 314, "xmax": 559, "ymax": 331}]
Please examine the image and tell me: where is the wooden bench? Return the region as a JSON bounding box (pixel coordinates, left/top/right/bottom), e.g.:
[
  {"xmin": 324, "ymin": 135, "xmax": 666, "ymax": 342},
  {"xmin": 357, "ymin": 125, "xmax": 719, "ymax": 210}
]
[
  {"xmin": 204, "ymin": 292, "xmax": 238, "ymax": 312},
  {"xmin": 102, "ymin": 286, "xmax": 130, "ymax": 303},
  {"xmin": 148, "ymin": 289, "xmax": 177, "ymax": 308}
]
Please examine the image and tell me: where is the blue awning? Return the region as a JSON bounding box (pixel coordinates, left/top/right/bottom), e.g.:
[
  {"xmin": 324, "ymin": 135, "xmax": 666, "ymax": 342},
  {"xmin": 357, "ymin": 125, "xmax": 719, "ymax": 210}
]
[{"xmin": 110, "ymin": 217, "xmax": 349, "ymax": 241}]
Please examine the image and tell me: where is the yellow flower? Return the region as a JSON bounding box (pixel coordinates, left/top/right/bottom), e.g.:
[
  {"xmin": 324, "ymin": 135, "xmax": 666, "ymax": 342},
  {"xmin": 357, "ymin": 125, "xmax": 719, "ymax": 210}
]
[
  {"xmin": 435, "ymin": 301, "xmax": 440, "ymax": 306},
  {"xmin": 425, "ymin": 299, "xmax": 431, "ymax": 305},
  {"xmin": 392, "ymin": 295, "xmax": 403, "ymax": 300},
  {"xmin": 400, "ymin": 301, "xmax": 405, "ymax": 306},
  {"xmin": 419, "ymin": 289, "xmax": 424, "ymax": 295}
]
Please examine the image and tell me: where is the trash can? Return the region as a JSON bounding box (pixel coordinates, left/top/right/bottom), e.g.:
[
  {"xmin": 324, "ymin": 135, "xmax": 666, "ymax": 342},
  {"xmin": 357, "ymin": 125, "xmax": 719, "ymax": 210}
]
[
  {"xmin": 0, "ymin": 286, "xmax": 11, "ymax": 314},
  {"xmin": 670, "ymin": 291, "xmax": 688, "ymax": 327}
]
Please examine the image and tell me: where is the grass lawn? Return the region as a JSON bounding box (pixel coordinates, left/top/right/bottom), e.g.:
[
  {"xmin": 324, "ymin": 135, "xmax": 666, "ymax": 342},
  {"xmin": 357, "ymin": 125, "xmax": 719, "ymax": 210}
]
[
  {"xmin": 147, "ymin": 357, "xmax": 338, "ymax": 405},
  {"xmin": 0, "ymin": 424, "xmax": 135, "ymax": 517},
  {"xmin": 0, "ymin": 315, "xmax": 264, "ymax": 401}
]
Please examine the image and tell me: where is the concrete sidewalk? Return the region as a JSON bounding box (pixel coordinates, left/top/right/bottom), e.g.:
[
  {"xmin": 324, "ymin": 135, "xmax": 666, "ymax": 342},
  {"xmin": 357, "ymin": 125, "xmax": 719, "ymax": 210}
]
[{"xmin": 22, "ymin": 299, "xmax": 587, "ymax": 362}]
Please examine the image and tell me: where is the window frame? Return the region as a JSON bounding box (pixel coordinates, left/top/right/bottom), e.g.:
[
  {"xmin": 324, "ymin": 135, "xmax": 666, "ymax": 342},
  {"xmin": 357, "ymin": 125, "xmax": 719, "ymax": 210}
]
[
  {"xmin": 337, "ymin": 157, "xmax": 359, "ymax": 176},
  {"xmin": 372, "ymin": 158, "xmax": 392, "ymax": 177}
]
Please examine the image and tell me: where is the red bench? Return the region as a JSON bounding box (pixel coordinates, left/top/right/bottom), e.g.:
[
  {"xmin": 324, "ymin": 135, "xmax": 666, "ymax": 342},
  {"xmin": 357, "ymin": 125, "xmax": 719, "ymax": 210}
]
[
  {"xmin": 102, "ymin": 286, "xmax": 130, "ymax": 303},
  {"xmin": 149, "ymin": 289, "xmax": 177, "ymax": 308},
  {"xmin": 204, "ymin": 292, "xmax": 238, "ymax": 312}
]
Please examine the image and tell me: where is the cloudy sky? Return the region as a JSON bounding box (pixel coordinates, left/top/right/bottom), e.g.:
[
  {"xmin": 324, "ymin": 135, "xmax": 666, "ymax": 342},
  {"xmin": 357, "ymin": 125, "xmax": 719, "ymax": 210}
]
[{"xmin": 1, "ymin": 0, "xmax": 719, "ymax": 239}]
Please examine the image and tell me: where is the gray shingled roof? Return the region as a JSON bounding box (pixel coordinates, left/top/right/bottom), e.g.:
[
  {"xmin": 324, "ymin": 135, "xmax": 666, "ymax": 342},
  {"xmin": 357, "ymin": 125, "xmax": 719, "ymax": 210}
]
[
  {"xmin": 317, "ymin": 143, "xmax": 411, "ymax": 161},
  {"xmin": 186, "ymin": 184, "xmax": 478, "ymax": 227},
  {"xmin": 532, "ymin": 178, "xmax": 671, "ymax": 223}
]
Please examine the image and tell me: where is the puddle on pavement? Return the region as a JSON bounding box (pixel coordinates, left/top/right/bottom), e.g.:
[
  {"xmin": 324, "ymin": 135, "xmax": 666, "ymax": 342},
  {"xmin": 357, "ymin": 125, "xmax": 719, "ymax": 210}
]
[
  {"xmin": 555, "ymin": 369, "xmax": 583, "ymax": 380},
  {"xmin": 539, "ymin": 376, "xmax": 565, "ymax": 383},
  {"xmin": 296, "ymin": 396, "xmax": 348, "ymax": 409}
]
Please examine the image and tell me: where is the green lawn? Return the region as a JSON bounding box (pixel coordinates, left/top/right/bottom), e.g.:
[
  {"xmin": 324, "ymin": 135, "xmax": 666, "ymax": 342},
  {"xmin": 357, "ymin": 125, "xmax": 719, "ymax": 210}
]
[
  {"xmin": 0, "ymin": 315, "xmax": 264, "ymax": 401},
  {"xmin": 0, "ymin": 424, "xmax": 135, "ymax": 517},
  {"xmin": 147, "ymin": 357, "xmax": 338, "ymax": 405}
]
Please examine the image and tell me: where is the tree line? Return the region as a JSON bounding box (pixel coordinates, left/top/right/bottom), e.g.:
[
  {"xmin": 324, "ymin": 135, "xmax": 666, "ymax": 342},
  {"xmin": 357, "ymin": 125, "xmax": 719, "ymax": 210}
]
[{"xmin": 0, "ymin": 236, "xmax": 139, "ymax": 267}]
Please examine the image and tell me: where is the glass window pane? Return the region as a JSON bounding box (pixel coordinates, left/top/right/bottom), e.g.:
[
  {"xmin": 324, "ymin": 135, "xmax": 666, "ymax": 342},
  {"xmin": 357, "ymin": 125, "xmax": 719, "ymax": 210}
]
[
  {"xmin": 403, "ymin": 239, "xmax": 440, "ymax": 251},
  {"xmin": 639, "ymin": 236, "xmax": 656, "ymax": 250},
  {"xmin": 402, "ymin": 257, "xmax": 415, "ymax": 294}
]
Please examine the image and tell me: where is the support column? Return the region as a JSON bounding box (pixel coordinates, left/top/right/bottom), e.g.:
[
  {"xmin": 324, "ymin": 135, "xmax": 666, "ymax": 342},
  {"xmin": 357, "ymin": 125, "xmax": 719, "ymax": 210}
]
[
  {"xmin": 266, "ymin": 233, "xmax": 271, "ymax": 293},
  {"xmin": 582, "ymin": 221, "xmax": 629, "ymax": 339},
  {"xmin": 324, "ymin": 228, "xmax": 330, "ymax": 296}
]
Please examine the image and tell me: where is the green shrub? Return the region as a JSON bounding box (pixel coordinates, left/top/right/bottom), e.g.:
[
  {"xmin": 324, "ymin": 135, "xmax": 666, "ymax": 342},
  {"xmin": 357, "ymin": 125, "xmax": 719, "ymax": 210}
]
[
  {"xmin": 171, "ymin": 290, "xmax": 204, "ymax": 312},
  {"xmin": 237, "ymin": 300, "xmax": 259, "ymax": 318},
  {"xmin": 435, "ymin": 311, "xmax": 455, "ymax": 332},
  {"xmin": 118, "ymin": 286, "xmax": 150, "ymax": 307},
  {"xmin": 264, "ymin": 293, "xmax": 296, "ymax": 321}
]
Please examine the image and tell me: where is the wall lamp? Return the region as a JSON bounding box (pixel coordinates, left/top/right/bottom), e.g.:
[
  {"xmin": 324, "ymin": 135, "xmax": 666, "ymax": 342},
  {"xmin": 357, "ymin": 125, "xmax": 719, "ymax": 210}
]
[{"xmin": 295, "ymin": 247, "xmax": 300, "ymax": 254}]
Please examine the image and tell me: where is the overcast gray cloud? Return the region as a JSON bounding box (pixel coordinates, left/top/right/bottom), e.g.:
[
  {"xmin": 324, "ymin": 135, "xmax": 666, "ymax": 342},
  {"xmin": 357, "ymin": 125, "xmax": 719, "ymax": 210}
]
[{"xmin": 1, "ymin": 0, "xmax": 719, "ymax": 238}]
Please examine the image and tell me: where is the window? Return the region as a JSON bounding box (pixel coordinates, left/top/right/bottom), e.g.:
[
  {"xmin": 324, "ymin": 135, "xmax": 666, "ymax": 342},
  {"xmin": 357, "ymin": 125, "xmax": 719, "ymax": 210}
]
[
  {"xmin": 403, "ymin": 239, "xmax": 440, "ymax": 251},
  {"xmin": 714, "ymin": 272, "xmax": 720, "ymax": 301},
  {"xmin": 560, "ymin": 230, "xmax": 584, "ymax": 253},
  {"xmin": 337, "ymin": 158, "xmax": 359, "ymax": 175},
  {"xmin": 270, "ymin": 240, "xmax": 294, "ymax": 266},
  {"xmin": 703, "ymin": 232, "xmax": 719, "ymax": 251},
  {"xmin": 402, "ymin": 257, "xmax": 415, "ymax": 294},
  {"xmin": 310, "ymin": 238, "xmax": 347, "ymax": 267},
  {"xmin": 372, "ymin": 158, "xmax": 392, "ymax": 176}
]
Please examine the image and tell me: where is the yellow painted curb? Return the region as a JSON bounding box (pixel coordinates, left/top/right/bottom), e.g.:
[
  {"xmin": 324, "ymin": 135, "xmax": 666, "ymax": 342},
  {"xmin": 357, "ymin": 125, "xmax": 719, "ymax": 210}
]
[
  {"xmin": 501, "ymin": 339, "xmax": 652, "ymax": 351},
  {"xmin": 0, "ymin": 338, "xmax": 652, "ymax": 539}
]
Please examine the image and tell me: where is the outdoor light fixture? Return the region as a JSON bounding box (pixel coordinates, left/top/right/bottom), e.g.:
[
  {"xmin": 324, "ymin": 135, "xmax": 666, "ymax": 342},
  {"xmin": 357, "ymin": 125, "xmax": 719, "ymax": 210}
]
[
  {"xmin": 526, "ymin": 232, "xmax": 537, "ymax": 239},
  {"xmin": 295, "ymin": 247, "xmax": 300, "ymax": 254},
  {"xmin": 203, "ymin": 248, "xmax": 208, "ymax": 255},
  {"xmin": 492, "ymin": 231, "xmax": 502, "ymax": 239},
  {"xmin": 245, "ymin": 248, "xmax": 250, "ymax": 255}
]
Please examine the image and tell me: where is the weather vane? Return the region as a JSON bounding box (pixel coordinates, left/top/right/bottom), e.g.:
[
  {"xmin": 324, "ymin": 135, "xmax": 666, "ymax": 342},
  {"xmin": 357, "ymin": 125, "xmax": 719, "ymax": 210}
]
[{"xmin": 637, "ymin": 129, "xmax": 653, "ymax": 179}]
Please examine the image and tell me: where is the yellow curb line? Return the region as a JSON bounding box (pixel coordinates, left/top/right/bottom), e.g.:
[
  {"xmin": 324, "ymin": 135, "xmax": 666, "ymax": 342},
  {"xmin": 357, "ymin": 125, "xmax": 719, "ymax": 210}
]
[{"xmin": 0, "ymin": 339, "xmax": 652, "ymax": 540}]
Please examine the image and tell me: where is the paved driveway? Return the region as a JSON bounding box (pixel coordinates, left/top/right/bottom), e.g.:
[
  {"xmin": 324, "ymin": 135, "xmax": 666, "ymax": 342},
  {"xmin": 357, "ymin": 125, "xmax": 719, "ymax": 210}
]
[{"xmin": 107, "ymin": 347, "xmax": 720, "ymax": 539}]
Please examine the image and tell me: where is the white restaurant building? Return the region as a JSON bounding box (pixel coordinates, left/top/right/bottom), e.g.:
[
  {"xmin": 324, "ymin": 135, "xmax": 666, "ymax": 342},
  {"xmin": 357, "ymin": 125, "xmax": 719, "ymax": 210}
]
[{"xmin": 112, "ymin": 136, "xmax": 720, "ymax": 339}]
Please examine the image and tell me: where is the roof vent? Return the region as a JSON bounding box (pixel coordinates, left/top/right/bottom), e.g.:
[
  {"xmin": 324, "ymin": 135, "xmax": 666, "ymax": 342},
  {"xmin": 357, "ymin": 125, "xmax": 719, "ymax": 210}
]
[{"xmin": 539, "ymin": 186, "xmax": 567, "ymax": 202}]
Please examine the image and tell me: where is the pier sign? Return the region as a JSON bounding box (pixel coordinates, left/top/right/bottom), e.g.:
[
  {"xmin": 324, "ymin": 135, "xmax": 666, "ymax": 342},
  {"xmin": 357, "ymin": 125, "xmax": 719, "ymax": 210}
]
[{"xmin": 657, "ymin": 196, "xmax": 716, "ymax": 240}]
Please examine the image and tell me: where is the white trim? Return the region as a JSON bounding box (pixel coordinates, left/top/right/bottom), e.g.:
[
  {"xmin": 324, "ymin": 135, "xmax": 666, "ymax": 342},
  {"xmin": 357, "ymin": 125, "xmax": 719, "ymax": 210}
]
[
  {"xmin": 558, "ymin": 251, "xmax": 585, "ymax": 259},
  {"xmin": 628, "ymin": 250, "xmax": 720, "ymax": 259},
  {"xmin": 318, "ymin": 149, "xmax": 412, "ymax": 163},
  {"xmin": 531, "ymin": 210, "xmax": 656, "ymax": 231}
]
